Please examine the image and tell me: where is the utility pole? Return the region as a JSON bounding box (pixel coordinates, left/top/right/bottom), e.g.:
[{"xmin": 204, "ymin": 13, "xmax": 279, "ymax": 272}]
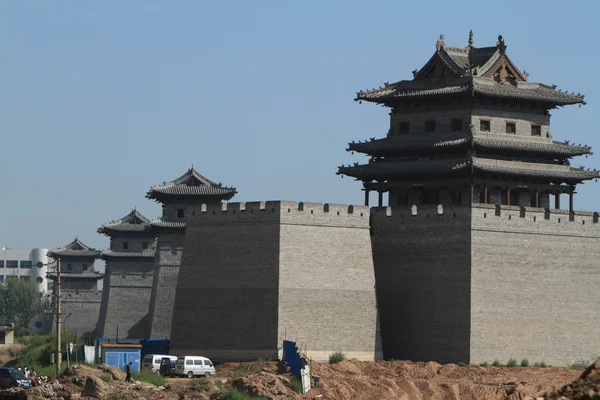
[{"xmin": 55, "ymin": 256, "xmax": 62, "ymax": 378}]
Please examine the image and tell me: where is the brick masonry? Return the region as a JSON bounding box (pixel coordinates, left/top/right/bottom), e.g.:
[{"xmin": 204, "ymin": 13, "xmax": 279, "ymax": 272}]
[
  {"xmin": 371, "ymin": 203, "xmax": 600, "ymax": 366},
  {"xmin": 169, "ymin": 201, "xmax": 381, "ymax": 362}
]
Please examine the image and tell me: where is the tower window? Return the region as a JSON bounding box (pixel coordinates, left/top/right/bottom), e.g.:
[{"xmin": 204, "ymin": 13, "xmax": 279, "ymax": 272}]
[
  {"xmin": 506, "ymin": 122, "xmax": 516, "ymax": 134},
  {"xmin": 424, "ymin": 120, "xmax": 436, "ymax": 133},
  {"xmin": 399, "ymin": 122, "xmax": 409, "ymax": 134},
  {"xmin": 177, "ymin": 209, "xmax": 185, "ymax": 218},
  {"xmin": 480, "ymin": 120, "xmax": 491, "ymax": 132},
  {"xmin": 82, "ymin": 264, "xmax": 88, "ymax": 271},
  {"xmin": 122, "ymin": 242, "xmax": 129, "ymax": 250},
  {"xmin": 531, "ymin": 125, "xmax": 541, "ymax": 136},
  {"xmin": 142, "ymin": 242, "xmax": 149, "ymax": 250},
  {"xmin": 451, "ymin": 119, "xmax": 463, "ymax": 132},
  {"xmin": 67, "ymin": 264, "xmax": 72, "ymax": 271}
]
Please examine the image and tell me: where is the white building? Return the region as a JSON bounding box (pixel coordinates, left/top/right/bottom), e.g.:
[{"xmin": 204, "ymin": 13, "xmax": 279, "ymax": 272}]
[{"xmin": 0, "ymin": 247, "xmax": 51, "ymax": 294}]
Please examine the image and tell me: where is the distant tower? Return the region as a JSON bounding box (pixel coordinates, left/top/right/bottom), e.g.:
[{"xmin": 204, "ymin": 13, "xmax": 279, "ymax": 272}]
[
  {"xmin": 96, "ymin": 209, "xmax": 156, "ymax": 339},
  {"xmin": 48, "ymin": 238, "xmax": 103, "ymax": 338},
  {"xmin": 146, "ymin": 168, "xmax": 237, "ymax": 339},
  {"xmin": 339, "ymin": 34, "xmax": 600, "ymax": 365}
]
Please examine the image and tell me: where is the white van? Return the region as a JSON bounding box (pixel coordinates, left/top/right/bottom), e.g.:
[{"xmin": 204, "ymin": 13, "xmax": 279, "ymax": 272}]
[
  {"xmin": 175, "ymin": 356, "xmax": 216, "ymax": 378},
  {"xmin": 142, "ymin": 354, "xmax": 178, "ymax": 374}
]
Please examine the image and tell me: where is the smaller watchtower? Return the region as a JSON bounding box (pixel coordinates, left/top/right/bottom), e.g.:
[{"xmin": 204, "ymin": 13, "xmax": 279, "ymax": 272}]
[
  {"xmin": 96, "ymin": 209, "xmax": 156, "ymax": 339},
  {"xmin": 48, "ymin": 238, "xmax": 103, "ymax": 337},
  {"xmin": 146, "ymin": 167, "xmax": 237, "ymax": 339}
]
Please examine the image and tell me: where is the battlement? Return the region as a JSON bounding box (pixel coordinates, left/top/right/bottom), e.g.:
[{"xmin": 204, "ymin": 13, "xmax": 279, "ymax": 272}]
[
  {"xmin": 370, "ymin": 203, "xmax": 600, "ymax": 236},
  {"xmin": 188, "ymin": 201, "xmax": 370, "ymax": 228}
]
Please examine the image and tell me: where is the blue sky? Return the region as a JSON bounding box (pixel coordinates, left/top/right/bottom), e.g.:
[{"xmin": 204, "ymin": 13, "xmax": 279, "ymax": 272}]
[{"xmin": 1, "ymin": 1, "xmax": 600, "ymax": 253}]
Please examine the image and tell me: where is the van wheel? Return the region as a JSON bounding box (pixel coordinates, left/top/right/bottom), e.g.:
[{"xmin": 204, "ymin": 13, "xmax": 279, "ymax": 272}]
[
  {"xmin": 187, "ymin": 371, "xmax": 194, "ymax": 378},
  {"xmin": 204, "ymin": 372, "xmax": 211, "ymax": 378}
]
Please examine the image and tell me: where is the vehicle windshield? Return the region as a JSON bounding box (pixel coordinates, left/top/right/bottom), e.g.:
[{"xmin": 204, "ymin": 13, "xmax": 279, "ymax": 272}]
[
  {"xmin": 143, "ymin": 355, "xmax": 152, "ymax": 363},
  {"xmin": 176, "ymin": 358, "xmax": 184, "ymax": 365},
  {"xmin": 9, "ymin": 370, "xmax": 26, "ymax": 380}
]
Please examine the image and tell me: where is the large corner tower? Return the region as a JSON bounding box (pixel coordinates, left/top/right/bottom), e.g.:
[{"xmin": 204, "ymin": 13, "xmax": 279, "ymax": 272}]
[
  {"xmin": 339, "ymin": 33, "xmax": 600, "ymax": 365},
  {"xmin": 146, "ymin": 168, "xmax": 236, "ymax": 339}
]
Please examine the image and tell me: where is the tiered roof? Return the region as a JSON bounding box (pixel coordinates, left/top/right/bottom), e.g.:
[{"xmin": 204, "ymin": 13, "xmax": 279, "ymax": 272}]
[
  {"xmin": 97, "ymin": 209, "xmax": 152, "ymax": 236},
  {"xmin": 339, "ymin": 33, "xmax": 598, "ymax": 188},
  {"xmin": 146, "ymin": 168, "xmax": 237, "ymax": 204},
  {"xmin": 356, "ymin": 33, "xmax": 585, "ymax": 108},
  {"xmin": 48, "ymin": 238, "xmax": 101, "ymax": 259}
]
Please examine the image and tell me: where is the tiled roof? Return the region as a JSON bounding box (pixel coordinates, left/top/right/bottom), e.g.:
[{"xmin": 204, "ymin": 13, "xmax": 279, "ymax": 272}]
[
  {"xmin": 147, "ymin": 168, "xmax": 237, "ymax": 202},
  {"xmin": 98, "ymin": 209, "xmax": 153, "ymax": 235},
  {"xmin": 49, "ymin": 238, "xmax": 101, "ymax": 259},
  {"xmin": 101, "ymin": 250, "xmax": 156, "ymax": 259},
  {"xmin": 347, "ymin": 134, "xmax": 592, "ymax": 157},
  {"xmin": 149, "ymin": 218, "xmax": 187, "ymax": 230},
  {"xmin": 337, "ymin": 157, "xmax": 599, "ymax": 183},
  {"xmin": 356, "ymin": 77, "xmax": 584, "ymax": 106}
]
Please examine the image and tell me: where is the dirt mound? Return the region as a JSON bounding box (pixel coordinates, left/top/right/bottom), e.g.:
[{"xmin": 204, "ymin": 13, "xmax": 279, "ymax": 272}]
[
  {"xmin": 544, "ymin": 358, "xmax": 600, "ymax": 400},
  {"xmin": 232, "ymin": 371, "xmax": 299, "ymax": 399}
]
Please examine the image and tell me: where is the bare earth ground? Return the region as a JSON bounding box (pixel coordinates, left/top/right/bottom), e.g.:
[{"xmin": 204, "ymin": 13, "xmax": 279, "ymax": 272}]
[{"xmin": 1, "ymin": 359, "xmax": 599, "ymax": 400}]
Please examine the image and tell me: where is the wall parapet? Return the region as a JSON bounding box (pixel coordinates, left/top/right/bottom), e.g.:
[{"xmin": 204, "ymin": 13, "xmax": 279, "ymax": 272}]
[{"xmin": 188, "ymin": 201, "xmax": 370, "ymax": 228}]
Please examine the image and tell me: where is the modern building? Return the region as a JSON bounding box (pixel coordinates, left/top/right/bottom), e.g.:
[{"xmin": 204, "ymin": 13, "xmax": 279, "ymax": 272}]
[
  {"xmin": 96, "ymin": 209, "xmax": 156, "ymax": 339},
  {"xmin": 48, "ymin": 238, "xmax": 103, "ymax": 338},
  {"xmin": 145, "ymin": 167, "xmax": 237, "ymax": 339},
  {"xmin": 339, "ymin": 33, "xmax": 600, "ymax": 365},
  {"xmin": 0, "ymin": 324, "xmax": 15, "ymax": 348},
  {"xmin": 0, "ymin": 247, "xmax": 50, "ymax": 293}
]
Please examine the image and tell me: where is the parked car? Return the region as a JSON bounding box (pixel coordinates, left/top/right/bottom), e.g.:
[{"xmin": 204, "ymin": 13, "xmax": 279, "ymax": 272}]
[
  {"xmin": 159, "ymin": 357, "xmax": 177, "ymax": 377},
  {"xmin": 0, "ymin": 368, "xmax": 31, "ymax": 389},
  {"xmin": 142, "ymin": 354, "xmax": 177, "ymax": 374},
  {"xmin": 175, "ymin": 356, "xmax": 216, "ymax": 378}
]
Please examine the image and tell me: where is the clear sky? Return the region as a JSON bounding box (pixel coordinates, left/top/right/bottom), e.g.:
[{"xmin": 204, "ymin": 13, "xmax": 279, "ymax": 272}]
[{"xmin": 2, "ymin": 1, "xmax": 600, "ymax": 254}]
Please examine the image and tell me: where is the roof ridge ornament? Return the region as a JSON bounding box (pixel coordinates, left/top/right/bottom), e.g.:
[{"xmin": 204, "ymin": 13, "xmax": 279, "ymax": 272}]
[
  {"xmin": 496, "ymin": 35, "xmax": 507, "ymax": 54},
  {"xmin": 467, "ymin": 30, "xmax": 474, "ymax": 48},
  {"xmin": 436, "ymin": 34, "xmax": 445, "ymax": 50}
]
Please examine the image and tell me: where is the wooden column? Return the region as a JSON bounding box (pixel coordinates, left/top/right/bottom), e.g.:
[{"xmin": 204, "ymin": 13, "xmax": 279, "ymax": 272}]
[
  {"xmin": 484, "ymin": 186, "xmax": 489, "ymax": 204},
  {"xmin": 507, "ymin": 188, "xmax": 511, "ymax": 206},
  {"xmin": 364, "ymin": 188, "xmax": 369, "ymax": 206},
  {"xmin": 378, "ymin": 191, "xmax": 383, "ymax": 207},
  {"xmin": 470, "ymin": 185, "xmax": 474, "ymax": 204},
  {"xmin": 535, "ymin": 190, "xmax": 539, "ymax": 208},
  {"xmin": 555, "ymin": 193, "xmax": 560, "ymax": 209},
  {"xmin": 569, "ymin": 188, "xmax": 574, "ymax": 213}
]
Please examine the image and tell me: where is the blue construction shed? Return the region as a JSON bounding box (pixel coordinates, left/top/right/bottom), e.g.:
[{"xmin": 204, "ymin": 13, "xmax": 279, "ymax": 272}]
[{"xmin": 100, "ymin": 344, "xmax": 142, "ymax": 373}]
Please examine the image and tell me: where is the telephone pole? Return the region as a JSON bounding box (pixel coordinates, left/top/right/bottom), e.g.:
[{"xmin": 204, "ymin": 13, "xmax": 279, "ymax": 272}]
[{"xmin": 55, "ymin": 256, "xmax": 62, "ymax": 378}]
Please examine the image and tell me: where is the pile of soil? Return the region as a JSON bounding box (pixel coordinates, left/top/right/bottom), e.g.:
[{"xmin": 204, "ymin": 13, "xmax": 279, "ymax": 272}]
[{"xmin": 544, "ymin": 358, "xmax": 600, "ymax": 400}]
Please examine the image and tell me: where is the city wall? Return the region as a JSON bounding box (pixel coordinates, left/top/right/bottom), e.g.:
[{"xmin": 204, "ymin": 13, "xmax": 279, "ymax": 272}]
[
  {"xmin": 371, "ymin": 203, "xmax": 600, "ymax": 366},
  {"xmin": 169, "ymin": 201, "xmax": 380, "ymax": 362},
  {"xmin": 371, "ymin": 204, "xmax": 472, "ymax": 363},
  {"xmin": 148, "ymin": 232, "xmax": 185, "ymax": 339},
  {"xmin": 54, "ymin": 290, "xmax": 103, "ymax": 338},
  {"xmin": 96, "ymin": 260, "xmax": 154, "ymax": 339},
  {"xmin": 470, "ymin": 204, "xmax": 600, "ymax": 366}
]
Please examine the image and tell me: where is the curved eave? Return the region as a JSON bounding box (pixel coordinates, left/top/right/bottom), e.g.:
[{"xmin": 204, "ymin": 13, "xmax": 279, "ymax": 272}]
[
  {"xmin": 473, "ymin": 161, "xmax": 599, "ymax": 183},
  {"xmin": 355, "ymin": 85, "xmax": 469, "ymax": 104},
  {"xmin": 149, "ymin": 220, "xmax": 187, "ymax": 231},
  {"xmin": 146, "ymin": 190, "xmax": 237, "ymax": 204},
  {"xmin": 97, "ymin": 224, "xmax": 153, "ymax": 236},
  {"xmin": 47, "ymin": 273, "xmax": 104, "ymax": 281},
  {"xmin": 337, "ymin": 158, "xmax": 472, "ymax": 180},
  {"xmin": 48, "ymin": 251, "xmax": 101, "ymax": 259}
]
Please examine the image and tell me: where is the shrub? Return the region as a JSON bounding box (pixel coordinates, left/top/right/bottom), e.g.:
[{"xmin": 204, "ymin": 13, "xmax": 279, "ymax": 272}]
[
  {"xmin": 534, "ymin": 362, "xmax": 547, "ymax": 368},
  {"xmin": 220, "ymin": 390, "xmax": 268, "ymax": 400},
  {"xmin": 506, "ymin": 359, "xmax": 518, "ymax": 367},
  {"xmin": 479, "ymin": 362, "xmax": 489, "ymax": 367},
  {"xmin": 189, "ymin": 378, "xmax": 211, "ymax": 391},
  {"xmin": 492, "ymin": 360, "xmax": 503, "ymax": 367},
  {"xmin": 289, "ymin": 377, "xmax": 303, "ymax": 393},
  {"xmin": 520, "ymin": 359, "xmax": 529, "ymax": 367},
  {"xmin": 215, "ymin": 380, "xmax": 224, "ymax": 391},
  {"xmin": 570, "ymin": 362, "xmax": 587, "ymax": 369},
  {"xmin": 133, "ymin": 370, "xmax": 166, "ymax": 386},
  {"xmin": 457, "ymin": 361, "xmax": 468, "ymax": 367},
  {"xmin": 329, "ymin": 352, "xmax": 345, "ymax": 364},
  {"xmin": 100, "ymin": 374, "xmax": 112, "ymax": 382}
]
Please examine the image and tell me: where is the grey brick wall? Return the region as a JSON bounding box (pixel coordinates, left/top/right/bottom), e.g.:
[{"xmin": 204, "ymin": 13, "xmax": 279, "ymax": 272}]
[
  {"xmin": 470, "ymin": 204, "xmax": 600, "ymax": 366},
  {"xmin": 148, "ymin": 232, "xmax": 185, "ymax": 339},
  {"xmin": 169, "ymin": 201, "xmax": 380, "ymax": 362},
  {"xmin": 371, "ymin": 204, "xmax": 472, "ymax": 363},
  {"xmin": 53, "ymin": 290, "xmax": 102, "ymax": 337},
  {"xmin": 97, "ymin": 259, "xmax": 154, "ymax": 339}
]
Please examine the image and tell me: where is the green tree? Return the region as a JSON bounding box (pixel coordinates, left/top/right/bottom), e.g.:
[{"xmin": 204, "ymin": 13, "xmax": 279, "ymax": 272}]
[{"xmin": 0, "ymin": 278, "xmax": 43, "ymax": 335}]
